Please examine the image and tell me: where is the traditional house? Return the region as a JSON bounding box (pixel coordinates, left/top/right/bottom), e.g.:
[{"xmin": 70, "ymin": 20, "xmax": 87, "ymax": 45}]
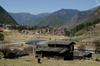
[
  {"xmin": 5, "ymin": 25, "xmax": 12, "ymax": 29},
  {"xmin": 22, "ymin": 30, "xmax": 35, "ymax": 34},
  {"xmin": 0, "ymin": 29, "xmax": 3, "ymax": 32},
  {"xmin": 36, "ymin": 41, "xmax": 76, "ymax": 60}
]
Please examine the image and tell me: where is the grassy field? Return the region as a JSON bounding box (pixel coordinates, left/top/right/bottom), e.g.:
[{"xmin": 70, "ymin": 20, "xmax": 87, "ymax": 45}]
[
  {"xmin": 64, "ymin": 35, "xmax": 100, "ymax": 40},
  {"xmin": 92, "ymin": 54, "xmax": 100, "ymax": 58},
  {"xmin": 0, "ymin": 52, "xmax": 3, "ymax": 56},
  {"xmin": 0, "ymin": 55, "xmax": 100, "ymax": 66},
  {"xmin": 0, "ymin": 30, "xmax": 100, "ymax": 66}
]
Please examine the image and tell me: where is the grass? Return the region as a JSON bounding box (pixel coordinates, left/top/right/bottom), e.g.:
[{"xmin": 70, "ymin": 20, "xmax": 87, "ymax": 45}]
[
  {"xmin": 0, "ymin": 52, "xmax": 3, "ymax": 56},
  {"xmin": 92, "ymin": 54, "xmax": 100, "ymax": 59},
  {"xmin": 64, "ymin": 35, "xmax": 99, "ymax": 40},
  {"xmin": 0, "ymin": 56, "xmax": 100, "ymax": 66}
]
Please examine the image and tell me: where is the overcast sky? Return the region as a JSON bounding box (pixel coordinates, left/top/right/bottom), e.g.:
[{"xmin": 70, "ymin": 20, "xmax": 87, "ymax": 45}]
[{"xmin": 0, "ymin": 0, "xmax": 100, "ymax": 15}]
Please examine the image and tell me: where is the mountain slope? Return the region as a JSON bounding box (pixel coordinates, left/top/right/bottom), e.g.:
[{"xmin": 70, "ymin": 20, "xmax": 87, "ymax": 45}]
[
  {"xmin": 75, "ymin": 23, "xmax": 100, "ymax": 36},
  {"xmin": 0, "ymin": 6, "xmax": 18, "ymax": 24},
  {"xmin": 20, "ymin": 17, "xmax": 44, "ymax": 26},
  {"xmin": 87, "ymin": 7, "xmax": 100, "ymax": 22},
  {"xmin": 38, "ymin": 9, "xmax": 79, "ymax": 27},
  {"xmin": 64, "ymin": 10, "xmax": 94, "ymax": 29},
  {"xmin": 7, "ymin": 6, "xmax": 100, "ymax": 29},
  {"xmin": 9, "ymin": 13, "xmax": 35, "ymax": 24},
  {"xmin": 63, "ymin": 6, "xmax": 100, "ymax": 29},
  {"xmin": 20, "ymin": 13, "xmax": 50, "ymax": 26},
  {"xmin": 9, "ymin": 12, "xmax": 50, "ymax": 25}
]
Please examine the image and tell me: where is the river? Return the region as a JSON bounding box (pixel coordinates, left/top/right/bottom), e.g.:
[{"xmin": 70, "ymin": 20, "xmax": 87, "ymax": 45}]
[{"xmin": 25, "ymin": 40, "xmax": 48, "ymax": 47}]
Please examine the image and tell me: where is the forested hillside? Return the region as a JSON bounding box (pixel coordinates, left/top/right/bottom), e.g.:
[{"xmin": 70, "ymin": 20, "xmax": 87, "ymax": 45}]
[
  {"xmin": 0, "ymin": 6, "xmax": 18, "ymax": 24},
  {"xmin": 70, "ymin": 18, "xmax": 100, "ymax": 35}
]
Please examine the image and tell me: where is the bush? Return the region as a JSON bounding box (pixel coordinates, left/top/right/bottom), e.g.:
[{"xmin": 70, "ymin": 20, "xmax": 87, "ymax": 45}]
[
  {"xmin": 93, "ymin": 39, "xmax": 100, "ymax": 54},
  {"xmin": 0, "ymin": 46, "xmax": 12, "ymax": 58},
  {"xmin": 24, "ymin": 46, "xmax": 33, "ymax": 53},
  {"xmin": 0, "ymin": 33, "xmax": 4, "ymax": 41},
  {"xmin": 78, "ymin": 44, "xmax": 86, "ymax": 52}
]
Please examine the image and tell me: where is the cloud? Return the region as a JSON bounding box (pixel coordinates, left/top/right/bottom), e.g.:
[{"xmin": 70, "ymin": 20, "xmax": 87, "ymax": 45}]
[
  {"xmin": 95, "ymin": 0, "xmax": 100, "ymax": 6},
  {"xmin": 96, "ymin": 0, "xmax": 98, "ymax": 3}
]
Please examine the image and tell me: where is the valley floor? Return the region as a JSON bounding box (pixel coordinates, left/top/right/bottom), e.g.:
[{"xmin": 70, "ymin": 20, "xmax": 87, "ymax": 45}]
[
  {"xmin": 1, "ymin": 30, "xmax": 100, "ymax": 43},
  {"xmin": 0, "ymin": 30, "xmax": 100, "ymax": 66},
  {"xmin": 1, "ymin": 30, "xmax": 69, "ymax": 42},
  {"xmin": 0, "ymin": 56, "xmax": 100, "ymax": 66}
]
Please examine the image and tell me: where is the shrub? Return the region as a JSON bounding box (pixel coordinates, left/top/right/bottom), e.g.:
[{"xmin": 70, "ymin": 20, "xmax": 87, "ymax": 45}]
[{"xmin": 78, "ymin": 44, "xmax": 86, "ymax": 52}]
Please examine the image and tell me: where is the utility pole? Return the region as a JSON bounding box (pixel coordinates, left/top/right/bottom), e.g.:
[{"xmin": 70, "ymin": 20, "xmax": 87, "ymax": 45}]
[
  {"xmin": 33, "ymin": 40, "xmax": 35, "ymax": 56},
  {"xmin": 33, "ymin": 32, "xmax": 36, "ymax": 57}
]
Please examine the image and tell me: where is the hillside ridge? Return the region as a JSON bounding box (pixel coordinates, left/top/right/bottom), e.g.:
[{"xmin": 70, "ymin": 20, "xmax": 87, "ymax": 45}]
[{"xmin": 0, "ymin": 6, "xmax": 18, "ymax": 24}]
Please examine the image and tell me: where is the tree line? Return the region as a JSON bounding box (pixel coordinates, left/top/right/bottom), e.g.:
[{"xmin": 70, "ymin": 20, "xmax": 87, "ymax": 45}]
[
  {"xmin": 0, "ymin": 33, "xmax": 4, "ymax": 41},
  {"xmin": 10, "ymin": 25, "xmax": 51, "ymax": 32}
]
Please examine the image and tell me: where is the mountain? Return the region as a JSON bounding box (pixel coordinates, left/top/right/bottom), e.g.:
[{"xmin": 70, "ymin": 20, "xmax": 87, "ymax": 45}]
[
  {"xmin": 63, "ymin": 6, "xmax": 100, "ymax": 29},
  {"xmin": 8, "ymin": 5, "xmax": 100, "ymax": 29},
  {"xmin": 64, "ymin": 10, "xmax": 94, "ymax": 29},
  {"xmin": 74, "ymin": 23, "xmax": 100, "ymax": 36},
  {"xmin": 87, "ymin": 7, "xmax": 100, "ymax": 22},
  {"xmin": 20, "ymin": 17, "xmax": 44, "ymax": 26},
  {"xmin": 9, "ymin": 12, "xmax": 50, "ymax": 24},
  {"xmin": 38, "ymin": 9, "xmax": 80, "ymax": 27},
  {"xmin": 9, "ymin": 13, "xmax": 35, "ymax": 24},
  {"xmin": 89, "ymin": 6, "xmax": 100, "ymax": 11},
  {"xmin": 19, "ymin": 13, "xmax": 50, "ymax": 26},
  {"xmin": 0, "ymin": 6, "xmax": 18, "ymax": 24},
  {"xmin": 68, "ymin": 6, "xmax": 100, "ymax": 36},
  {"xmin": 10, "ymin": 9, "xmax": 79, "ymax": 27}
]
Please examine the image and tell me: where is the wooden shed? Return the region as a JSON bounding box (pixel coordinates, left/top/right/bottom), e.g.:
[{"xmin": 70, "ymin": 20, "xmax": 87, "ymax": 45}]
[
  {"xmin": 74, "ymin": 51, "xmax": 92, "ymax": 59},
  {"xmin": 36, "ymin": 41, "xmax": 76, "ymax": 60}
]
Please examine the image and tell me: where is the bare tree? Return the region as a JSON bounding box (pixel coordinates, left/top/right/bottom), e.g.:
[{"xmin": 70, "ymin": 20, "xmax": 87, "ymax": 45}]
[
  {"xmin": 78, "ymin": 44, "xmax": 86, "ymax": 52},
  {"xmin": 13, "ymin": 48, "xmax": 22, "ymax": 54},
  {"xmin": 24, "ymin": 46, "xmax": 33, "ymax": 53},
  {"xmin": 93, "ymin": 39, "xmax": 100, "ymax": 54}
]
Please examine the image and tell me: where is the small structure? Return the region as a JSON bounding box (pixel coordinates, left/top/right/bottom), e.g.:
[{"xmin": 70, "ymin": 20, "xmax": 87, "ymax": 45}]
[
  {"xmin": 74, "ymin": 51, "xmax": 92, "ymax": 59},
  {"xmin": 0, "ymin": 29, "xmax": 3, "ymax": 32},
  {"xmin": 36, "ymin": 41, "xmax": 76, "ymax": 60},
  {"xmin": 5, "ymin": 25, "xmax": 11, "ymax": 29}
]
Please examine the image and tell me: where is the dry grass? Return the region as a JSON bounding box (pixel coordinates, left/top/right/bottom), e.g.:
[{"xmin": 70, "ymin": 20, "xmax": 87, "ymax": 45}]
[
  {"xmin": 0, "ymin": 56, "xmax": 100, "ymax": 66},
  {"xmin": 2, "ymin": 30, "xmax": 69, "ymax": 42},
  {"xmin": 10, "ymin": 43, "xmax": 33, "ymax": 48}
]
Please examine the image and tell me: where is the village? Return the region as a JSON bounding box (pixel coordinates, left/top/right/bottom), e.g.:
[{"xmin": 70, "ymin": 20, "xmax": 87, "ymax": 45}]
[
  {"xmin": 0, "ymin": 24, "xmax": 67, "ymax": 36},
  {"xmin": 1, "ymin": 0, "xmax": 100, "ymax": 66},
  {"xmin": 0, "ymin": 24, "xmax": 100, "ymax": 66}
]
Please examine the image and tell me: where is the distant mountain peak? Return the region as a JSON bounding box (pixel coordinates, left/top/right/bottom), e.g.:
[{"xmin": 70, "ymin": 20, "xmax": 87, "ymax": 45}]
[
  {"xmin": 89, "ymin": 5, "xmax": 100, "ymax": 11},
  {"xmin": 9, "ymin": 12, "xmax": 50, "ymax": 24},
  {"xmin": 38, "ymin": 9, "xmax": 80, "ymax": 27},
  {"xmin": 8, "ymin": 6, "xmax": 100, "ymax": 29}
]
